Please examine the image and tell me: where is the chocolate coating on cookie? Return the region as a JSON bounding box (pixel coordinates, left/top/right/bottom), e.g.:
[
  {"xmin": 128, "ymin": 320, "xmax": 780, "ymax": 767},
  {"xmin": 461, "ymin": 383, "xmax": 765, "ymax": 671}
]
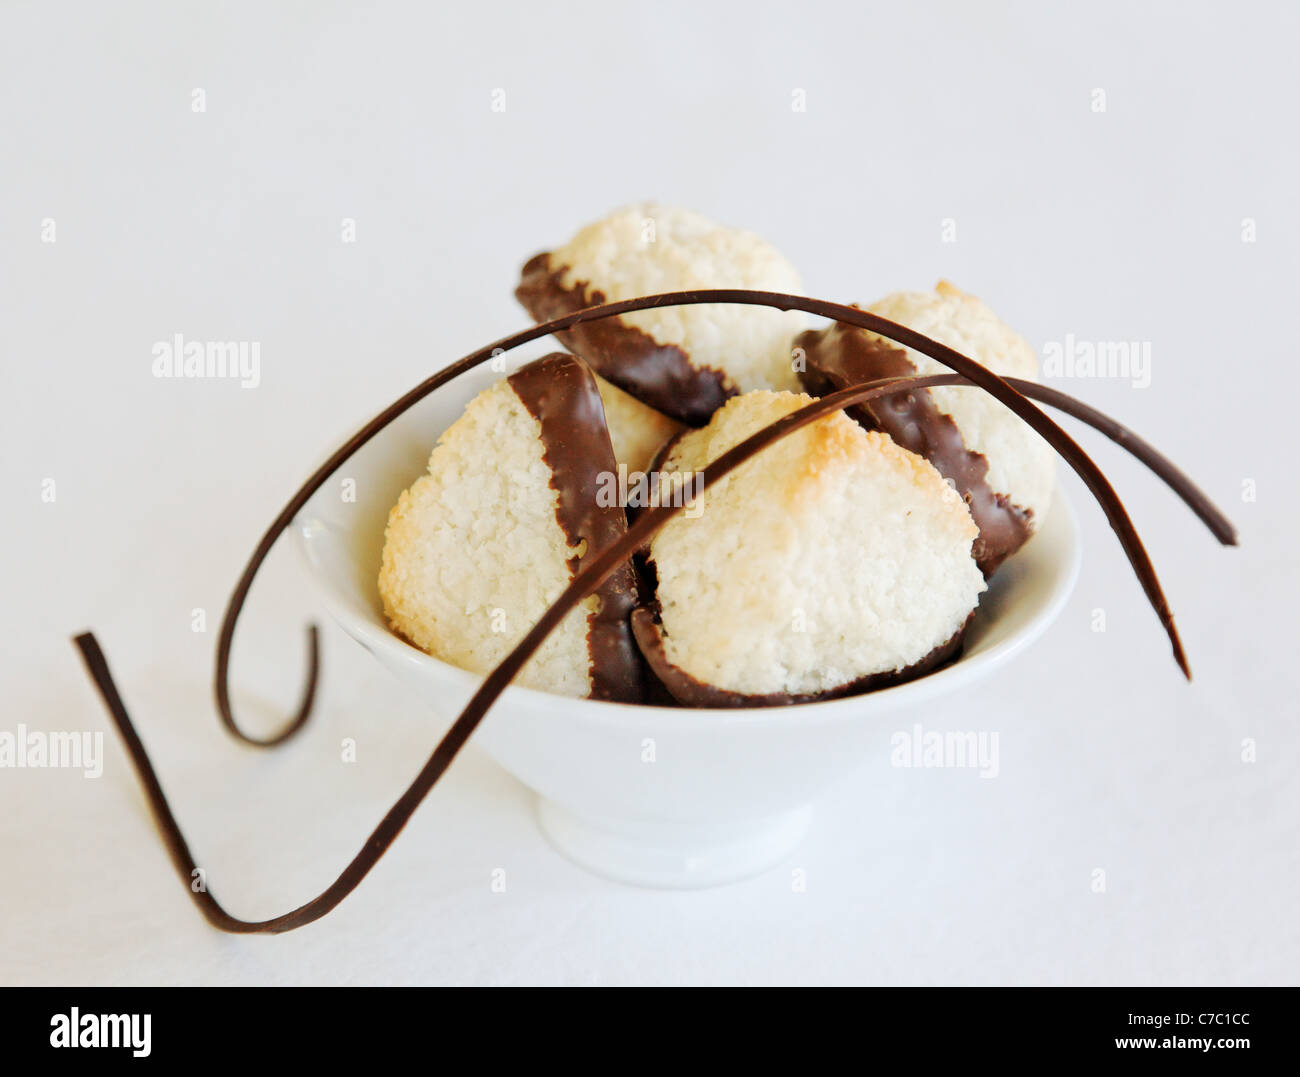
[
  {"xmin": 632, "ymin": 606, "xmax": 970, "ymax": 707},
  {"xmin": 797, "ymin": 321, "xmax": 1033, "ymax": 575},
  {"xmin": 517, "ymin": 253, "xmax": 734, "ymax": 425},
  {"xmin": 508, "ymin": 353, "xmax": 645, "ymax": 702}
]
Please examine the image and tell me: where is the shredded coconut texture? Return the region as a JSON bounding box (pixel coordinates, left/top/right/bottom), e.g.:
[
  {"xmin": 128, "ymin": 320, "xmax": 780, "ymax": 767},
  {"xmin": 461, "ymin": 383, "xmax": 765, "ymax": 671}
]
[{"xmin": 649, "ymin": 391, "xmax": 987, "ymax": 697}]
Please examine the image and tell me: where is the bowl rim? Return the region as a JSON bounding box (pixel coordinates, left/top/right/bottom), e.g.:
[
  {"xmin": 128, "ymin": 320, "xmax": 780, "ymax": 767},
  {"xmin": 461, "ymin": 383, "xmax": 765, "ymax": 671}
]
[{"xmin": 293, "ymin": 489, "xmax": 1081, "ymax": 732}]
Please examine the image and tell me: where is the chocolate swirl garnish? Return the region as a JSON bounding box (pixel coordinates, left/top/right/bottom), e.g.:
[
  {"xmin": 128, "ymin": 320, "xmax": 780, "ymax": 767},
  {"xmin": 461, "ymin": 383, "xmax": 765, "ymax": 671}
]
[
  {"xmin": 72, "ymin": 291, "xmax": 1237, "ymax": 933},
  {"xmin": 797, "ymin": 327, "xmax": 1237, "ymax": 550}
]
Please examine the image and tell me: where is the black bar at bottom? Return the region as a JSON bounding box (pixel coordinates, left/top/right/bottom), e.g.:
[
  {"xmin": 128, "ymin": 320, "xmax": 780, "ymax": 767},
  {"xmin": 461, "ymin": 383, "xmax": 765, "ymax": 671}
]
[{"xmin": 0, "ymin": 986, "xmax": 1289, "ymax": 1063}]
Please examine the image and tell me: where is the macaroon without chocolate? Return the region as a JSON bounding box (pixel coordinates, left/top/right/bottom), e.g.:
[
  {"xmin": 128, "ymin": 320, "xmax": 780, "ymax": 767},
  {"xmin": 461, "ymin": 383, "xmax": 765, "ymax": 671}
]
[
  {"xmin": 631, "ymin": 390, "xmax": 988, "ymax": 706},
  {"xmin": 592, "ymin": 372, "xmax": 683, "ymax": 476},
  {"xmin": 796, "ymin": 281, "xmax": 1056, "ymax": 575},
  {"xmin": 516, "ymin": 204, "xmax": 806, "ymax": 426},
  {"xmin": 379, "ymin": 353, "xmax": 644, "ymax": 702}
]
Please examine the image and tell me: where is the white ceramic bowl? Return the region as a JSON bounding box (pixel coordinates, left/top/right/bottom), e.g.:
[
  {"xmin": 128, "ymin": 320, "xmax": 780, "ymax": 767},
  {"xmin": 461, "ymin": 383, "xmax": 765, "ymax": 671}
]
[{"xmin": 294, "ymin": 362, "xmax": 1081, "ymax": 888}]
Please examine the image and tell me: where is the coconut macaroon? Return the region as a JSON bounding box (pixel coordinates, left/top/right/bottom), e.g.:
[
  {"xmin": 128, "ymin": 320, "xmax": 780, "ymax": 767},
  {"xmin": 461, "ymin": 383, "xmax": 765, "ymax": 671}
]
[
  {"xmin": 796, "ymin": 281, "xmax": 1056, "ymax": 575},
  {"xmin": 631, "ymin": 391, "xmax": 987, "ymax": 706},
  {"xmin": 516, "ymin": 204, "xmax": 806, "ymax": 426},
  {"xmin": 592, "ymin": 372, "xmax": 683, "ymax": 475},
  {"xmin": 379, "ymin": 353, "xmax": 643, "ymax": 702}
]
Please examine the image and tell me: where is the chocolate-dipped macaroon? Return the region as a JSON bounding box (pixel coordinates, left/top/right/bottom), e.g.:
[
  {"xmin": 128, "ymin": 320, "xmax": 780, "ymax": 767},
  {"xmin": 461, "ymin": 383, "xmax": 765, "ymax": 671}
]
[
  {"xmin": 379, "ymin": 353, "xmax": 644, "ymax": 702},
  {"xmin": 796, "ymin": 281, "xmax": 1056, "ymax": 575},
  {"xmin": 516, "ymin": 204, "xmax": 806, "ymax": 426},
  {"xmin": 631, "ymin": 391, "xmax": 987, "ymax": 706}
]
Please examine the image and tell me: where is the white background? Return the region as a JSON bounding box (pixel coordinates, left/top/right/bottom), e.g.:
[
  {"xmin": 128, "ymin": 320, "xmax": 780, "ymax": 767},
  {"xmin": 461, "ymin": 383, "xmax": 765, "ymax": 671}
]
[{"xmin": 2, "ymin": 0, "xmax": 1297, "ymax": 985}]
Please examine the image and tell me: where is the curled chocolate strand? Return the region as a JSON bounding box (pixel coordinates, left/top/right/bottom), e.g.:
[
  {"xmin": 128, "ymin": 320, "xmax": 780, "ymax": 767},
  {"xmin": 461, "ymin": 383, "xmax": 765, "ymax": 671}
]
[
  {"xmin": 56, "ymin": 374, "xmax": 972, "ymax": 931},
  {"xmin": 815, "ymin": 372, "xmax": 1237, "ymax": 548},
  {"xmin": 73, "ymin": 369, "xmax": 1231, "ymax": 932},
  {"xmin": 207, "ymin": 290, "xmax": 1199, "ymax": 748},
  {"xmin": 1004, "ymin": 380, "xmax": 1236, "ymax": 546}
]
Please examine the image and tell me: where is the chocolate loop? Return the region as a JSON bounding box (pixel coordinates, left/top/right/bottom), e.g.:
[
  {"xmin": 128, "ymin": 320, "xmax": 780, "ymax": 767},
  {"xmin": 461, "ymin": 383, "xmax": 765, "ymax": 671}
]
[{"xmin": 72, "ymin": 291, "xmax": 1237, "ymax": 933}]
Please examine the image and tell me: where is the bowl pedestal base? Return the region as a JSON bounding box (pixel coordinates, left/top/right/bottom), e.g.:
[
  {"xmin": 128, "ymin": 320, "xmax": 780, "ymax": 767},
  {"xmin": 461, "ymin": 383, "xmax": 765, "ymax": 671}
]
[{"xmin": 536, "ymin": 798, "xmax": 814, "ymax": 889}]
